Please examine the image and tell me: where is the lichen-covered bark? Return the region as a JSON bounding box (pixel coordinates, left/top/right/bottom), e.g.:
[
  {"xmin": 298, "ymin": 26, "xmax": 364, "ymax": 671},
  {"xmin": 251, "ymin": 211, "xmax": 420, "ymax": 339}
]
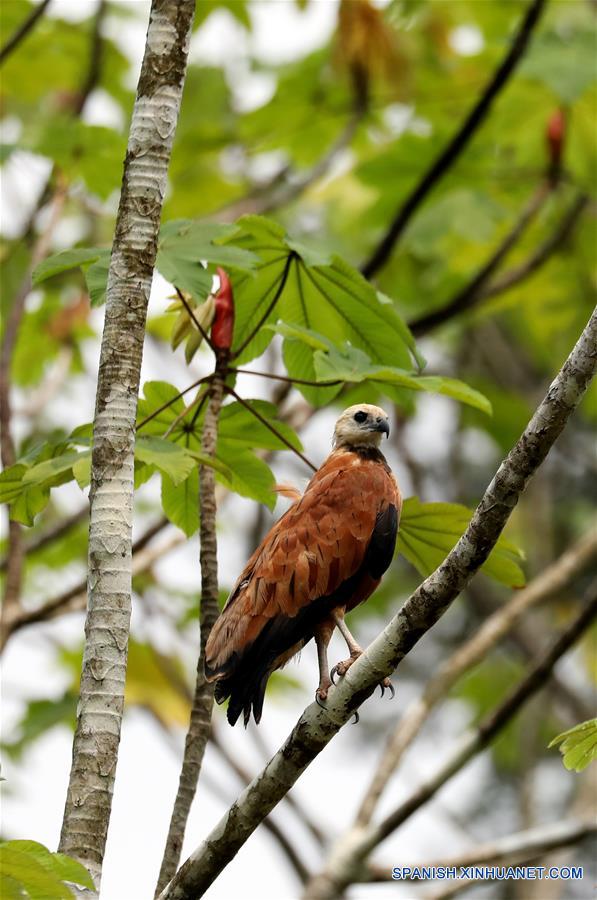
[
  {"xmin": 159, "ymin": 306, "xmax": 597, "ymax": 900},
  {"xmin": 156, "ymin": 371, "xmax": 225, "ymax": 895},
  {"xmin": 58, "ymin": 0, "xmax": 195, "ymax": 885}
]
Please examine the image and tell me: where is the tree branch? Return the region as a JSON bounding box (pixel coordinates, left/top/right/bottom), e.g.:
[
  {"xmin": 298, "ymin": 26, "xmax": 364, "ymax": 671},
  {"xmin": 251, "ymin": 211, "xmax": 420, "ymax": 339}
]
[
  {"xmin": 159, "ymin": 307, "xmax": 597, "ymax": 900},
  {"xmin": 409, "ymin": 179, "xmax": 552, "ymax": 337},
  {"xmin": 156, "ymin": 364, "xmax": 226, "ymax": 893},
  {"xmin": 58, "ymin": 1, "xmax": 196, "ymax": 884},
  {"xmin": 360, "ymin": 0, "xmax": 547, "ymax": 278},
  {"xmin": 0, "ymin": 518, "xmax": 172, "ymax": 649},
  {"xmin": 304, "ymin": 582, "xmax": 597, "ymax": 898},
  {"xmin": 478, "ymin": 192, "xmax": 590, "ymax": 302},
  {"xmin": 356, "ymin": 527, "xmax": 597, "ymax": 825},
  {"xmin": 0, "ymin": 0, "xmax": 52, "ymax": 67},
  {"xmin": 215, "ymin": 102, "xmax": 365, "ymax": 223}
]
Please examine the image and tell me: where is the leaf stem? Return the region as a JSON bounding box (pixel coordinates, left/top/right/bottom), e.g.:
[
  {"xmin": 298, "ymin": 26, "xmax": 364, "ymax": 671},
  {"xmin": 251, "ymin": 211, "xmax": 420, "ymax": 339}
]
[
  {"xmin": 230, "ymin": 368, "xmax": 341, "ymax": 389},
  {"xmin": 230, "ymin": 252, "xmax": 296, "ymax": 360},
  {"xmin": 175, "ymin": 286, "xmax": 216, "ymax": 353},
  {"xmin": 136, "ymin": 375, "xmax": 213, "ymax": 431},
  {"xmin": 225, "ymin": 386, "xmax": 317, "ymax": 472}
]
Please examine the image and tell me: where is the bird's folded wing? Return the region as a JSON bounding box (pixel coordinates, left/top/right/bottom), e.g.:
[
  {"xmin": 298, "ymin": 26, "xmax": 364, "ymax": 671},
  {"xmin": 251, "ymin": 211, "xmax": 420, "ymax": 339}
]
[{"xmin": 205, "ymin": 461, "xmax": 397, "ymax": 676}]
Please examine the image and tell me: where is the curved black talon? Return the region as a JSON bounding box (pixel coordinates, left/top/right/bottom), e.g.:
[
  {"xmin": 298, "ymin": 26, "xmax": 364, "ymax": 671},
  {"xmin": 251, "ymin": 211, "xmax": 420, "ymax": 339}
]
[
  {"xmin": 351, "ymin": 710, "xmax": 360, "ymax": 725},
  {"xmin": 330, "ymin": 666, "xmax": 339, "ymax": 685},
  {"xmin": 315, "ymin": 692, "xmax": 327, "ymax": 710},
  {"xmin": 386, "ymin": 682, "xmax": 396, "ymax": 700}
]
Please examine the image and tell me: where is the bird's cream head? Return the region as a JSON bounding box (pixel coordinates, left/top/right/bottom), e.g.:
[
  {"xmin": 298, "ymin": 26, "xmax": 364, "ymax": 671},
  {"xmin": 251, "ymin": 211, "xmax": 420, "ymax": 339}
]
[{"xmin": 332, "ymin": 404, "xmax": 390, "ymax": 450}]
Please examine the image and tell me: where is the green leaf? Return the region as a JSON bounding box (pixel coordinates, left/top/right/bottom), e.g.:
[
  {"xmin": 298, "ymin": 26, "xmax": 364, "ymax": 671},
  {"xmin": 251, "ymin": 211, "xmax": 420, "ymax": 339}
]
[
  {"xmin": 521, "ymin": 30, "xmax": 597, "ymax": 103},
  {"xmin": 23, "ymin": 451, "xmax": 89, "ymax": 486},
  {"xmin": 215, "ymin": 449, "xmax": 277, "ymax": 508},
  {"xmin": 2, "ymin": 693, "xmax": 77, "ymax": 760},
  {"xmin": 0, "ymin": 464, "xmax": 28, "ymax": 504},
  {"xmin": 156, "ymin": 219, "xmax": 258, "ymax": 299},
  {"xmin": 32, "ymin": 248, "xmax": 106, "ymax": 285},
  {"xmin": 72, "ymin": 455, "xmax": 91, "ymax": 489},
  {"xmin": 219, "ymin": 216, "xmax": 421, "ymax": 378},
  {"xmin": 276, "ymin": 329, "xmax": 491, "ymax": 414},
  {"xmin": 135, "ymin": 436, "xmax": 196, "ymax": 487},
  {"xmin": 0, "ymin": 840, "xmax": 94, "ymax": 900},
  {"xmin": 398, "ymin": 497, "xmax": 526, "ymax": 587},
  {"xmin": 85, "ymin": 251, "xmax": 111, "ymax": 307},
  {"xmin": 161, "ymin": 470, "xmax": 199, "ymax": 537},
  {"xmin": 10, "ymin": 485, "xmax": 50, "ymax": 527},
  {"xmin": 549, "ymin": 718, "xmax": 597, "ymax": 772}
]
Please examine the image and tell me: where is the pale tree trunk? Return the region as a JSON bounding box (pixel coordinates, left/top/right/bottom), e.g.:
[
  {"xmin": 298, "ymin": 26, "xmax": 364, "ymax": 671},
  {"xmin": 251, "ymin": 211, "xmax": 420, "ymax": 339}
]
[{"xmin": 58, "ymin": 0, "xmax": 195, "ymax": 886}]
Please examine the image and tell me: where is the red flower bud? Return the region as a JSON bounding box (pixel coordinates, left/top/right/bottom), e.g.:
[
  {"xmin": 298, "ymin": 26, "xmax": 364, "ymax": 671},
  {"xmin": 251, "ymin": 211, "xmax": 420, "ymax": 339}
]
[
  {"xmin": 211, "ymin": 267, "xmax": 235, "ymax": 351},
  {"xmin": 546, "ymin": 108, "xmax": 566, "ymax": 178}
]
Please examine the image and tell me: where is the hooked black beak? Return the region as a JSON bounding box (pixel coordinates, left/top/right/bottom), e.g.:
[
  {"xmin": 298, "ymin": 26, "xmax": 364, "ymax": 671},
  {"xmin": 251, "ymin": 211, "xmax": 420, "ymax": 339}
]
[{"xmin": 375, "ymin": 418, "xmax": 390, "ymax": 438}]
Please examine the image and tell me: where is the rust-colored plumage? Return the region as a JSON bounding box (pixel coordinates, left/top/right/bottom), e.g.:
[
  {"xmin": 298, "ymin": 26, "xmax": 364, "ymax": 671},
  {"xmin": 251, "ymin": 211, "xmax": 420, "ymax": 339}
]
[{"xmin": 205, "ymin": 404, "xmax": 401, "ymax": 725}]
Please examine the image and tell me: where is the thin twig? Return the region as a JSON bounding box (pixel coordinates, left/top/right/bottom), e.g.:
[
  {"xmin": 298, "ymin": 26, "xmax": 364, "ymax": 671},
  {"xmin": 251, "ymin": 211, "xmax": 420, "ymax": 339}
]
[
  {"xmin": 231, "ymin": 252, "xmax": 296, "ymax": 360},
  {"xmin": 0, "ymin": 506, "xmax": 88, "ymax": 573},
  {"xmin": 174, "ymin": 286, "xmax": 215, "ymax": 353},
  {"xmin": 155, "ymin": 365, "xmax": 226, "ymax": 894},
  {"xmin": 360, "ymin": 0, "xmax": 547, "ymax": 278},
  {"xmin": 214, "ymin": 102, "xmax": 365, "ymax": 223},
  {"xmin": 409, "ymin": 179, "xmax": 552, "ymax": 336},
  {"xmin": 0, "ymin": 518, "xmax": 170, "ymax": 650},
  {"xmin": 356, "ymin": 527, "xmax": 597, "ymax": 825},
  {"xmin": 163, "ymin": 387, "xmax": 209, "ymax": 439},
  {"xmin": 226, "ymin": 386, "xmax": 317, "ymax": 472},
  {"xmin": 0, "ymin": 0, "xmax": 52, "ymax": 66},
  {"xmin": 303, "ymin": 583, "xmax": 597, "ymax": 898},
  {"xmin": 478, "ymin": 192, "xmax": 590, "ymax": 301}
]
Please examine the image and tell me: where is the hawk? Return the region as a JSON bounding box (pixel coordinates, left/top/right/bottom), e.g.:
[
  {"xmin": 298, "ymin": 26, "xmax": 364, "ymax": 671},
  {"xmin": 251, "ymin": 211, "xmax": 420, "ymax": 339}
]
[{"xmin": 205, "ymin": 404, "xmax": 401, "ymax": 725}]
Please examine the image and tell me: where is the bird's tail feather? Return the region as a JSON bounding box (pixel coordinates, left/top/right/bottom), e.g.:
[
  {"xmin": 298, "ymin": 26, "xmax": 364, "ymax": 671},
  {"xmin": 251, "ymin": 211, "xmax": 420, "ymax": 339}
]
[{"xmin": 214, "ymin": 663, "xmax": 271, "ymax": 727}]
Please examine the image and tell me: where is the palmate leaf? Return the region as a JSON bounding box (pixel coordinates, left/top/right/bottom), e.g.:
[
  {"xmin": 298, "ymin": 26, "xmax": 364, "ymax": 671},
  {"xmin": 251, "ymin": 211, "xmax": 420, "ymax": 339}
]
[
  {"xmin": 399, "ymin": 497, "xmax": 525, "ymax": 588},
  {"xmin": 271, "ymin": 323, "xmax": 491, "ymax": 414},
  {"xmin": 0, "ymin": 840, "xmax": 94, "ymax": 900},
  {"xmin": 218, "ymin": 217, "xmax": 421, "ymax": 402},
  {"xmin": 0, "ymin": 424, "xmax": 228, "ymax": 527},
  {"xmin": 137, "ymin": 382, "xmax": 304, "ymax": 528},
  {"xmin": 549, "ymin": 718, "xmax": 597, "ymax": 772}
]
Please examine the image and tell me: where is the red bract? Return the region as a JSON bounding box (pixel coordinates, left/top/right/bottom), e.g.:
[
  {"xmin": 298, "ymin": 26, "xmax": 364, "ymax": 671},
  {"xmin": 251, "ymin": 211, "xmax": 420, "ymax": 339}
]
[
  {"xmin": 211, "ymin": 267, "xmax": 234, "ymax": 351},
  {"xmin": 546, "ymin": 108, "xmax": 566, "ymax": 174}
]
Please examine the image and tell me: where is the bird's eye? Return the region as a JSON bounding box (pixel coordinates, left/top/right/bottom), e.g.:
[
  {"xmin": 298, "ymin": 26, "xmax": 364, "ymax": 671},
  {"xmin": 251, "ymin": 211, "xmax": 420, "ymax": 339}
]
[{"xmin": 353, "ymin": 411, "xmax": 368, "ymax": 424}]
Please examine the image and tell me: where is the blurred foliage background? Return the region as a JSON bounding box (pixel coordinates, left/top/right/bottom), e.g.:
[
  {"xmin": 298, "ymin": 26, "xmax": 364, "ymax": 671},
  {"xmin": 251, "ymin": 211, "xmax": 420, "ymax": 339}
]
[{"xmin": 1, "ymin": 1, "xmax": 595, "ymax": 898}]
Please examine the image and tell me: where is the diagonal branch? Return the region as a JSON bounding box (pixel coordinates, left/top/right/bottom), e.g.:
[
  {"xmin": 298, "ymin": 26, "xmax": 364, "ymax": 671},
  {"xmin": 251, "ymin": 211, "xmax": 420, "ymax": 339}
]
[
  {"xmin": 225, "ymin": 386, "xmax": 317, "ymax": 472},
  {"xmin": 0, "ymin": 517, "xmax": 174, "ymax": 649},
  {"xmin": 159, "ymin": 307, "xmax": 597, "ymax": 900},
  {"xmin": 0, "ymin": 0, "xmax": 52, "ymax": 66},
  {"xmin": 356, "ymin": 527, "xmax": 597, "ymax": 825},
  {"xmin": 360, "ymin": 0, "xmax": 547, "ymax": 278},
  {"xmin": 303, "ymin": 582, "xmax": 597, "ymax": 898},
  {"xmin": 478, "ymin": 191, "xmax": 590, "ymax": 302}
]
